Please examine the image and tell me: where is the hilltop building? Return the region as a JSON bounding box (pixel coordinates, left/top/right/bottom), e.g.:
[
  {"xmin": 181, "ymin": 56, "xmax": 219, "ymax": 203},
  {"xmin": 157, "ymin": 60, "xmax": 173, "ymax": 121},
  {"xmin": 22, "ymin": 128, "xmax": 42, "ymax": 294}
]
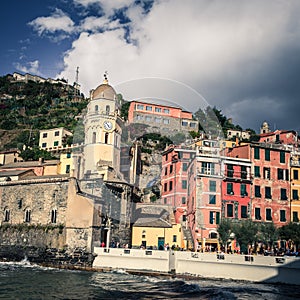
[
  {"xmin": 127, "ymin": 100, "xmax": 198, "ymax": 135},
  {"xmin": 39, "ymin": 127, "xmax": 73, "ymax": 151}
]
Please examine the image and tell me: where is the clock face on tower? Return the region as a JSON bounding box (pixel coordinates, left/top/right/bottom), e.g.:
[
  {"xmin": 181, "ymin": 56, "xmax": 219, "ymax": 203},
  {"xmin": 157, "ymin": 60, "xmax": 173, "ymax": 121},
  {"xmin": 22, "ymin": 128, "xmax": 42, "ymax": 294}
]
[{"xmin": 103, "ymin": 120, "xmax": 113, "ymax": 131}]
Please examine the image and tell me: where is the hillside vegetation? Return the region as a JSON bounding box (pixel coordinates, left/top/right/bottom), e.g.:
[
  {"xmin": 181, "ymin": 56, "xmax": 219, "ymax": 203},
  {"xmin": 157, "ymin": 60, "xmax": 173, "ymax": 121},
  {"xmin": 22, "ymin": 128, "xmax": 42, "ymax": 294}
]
[{"xmin": 0, "ymin": 75, "xmax": 88, "ymax": 150}]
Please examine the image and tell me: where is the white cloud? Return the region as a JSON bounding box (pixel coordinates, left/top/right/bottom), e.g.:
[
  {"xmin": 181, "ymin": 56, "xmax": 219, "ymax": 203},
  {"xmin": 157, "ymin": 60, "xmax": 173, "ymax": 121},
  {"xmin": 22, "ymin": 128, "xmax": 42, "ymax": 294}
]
[
  {"xmin": 28, "ymin": 8, "xmax": 75, "ymax": 36},
  {"xmin": 14, "ymin": 60, "xmax": 40, "ymax": 75},
  {"xmin": 79, "ymin": 16, "xmax": 122, "ymax": 32},
  {"xmin": 57, "ymin": 0, "xmax": 300, "ymax": 131}
]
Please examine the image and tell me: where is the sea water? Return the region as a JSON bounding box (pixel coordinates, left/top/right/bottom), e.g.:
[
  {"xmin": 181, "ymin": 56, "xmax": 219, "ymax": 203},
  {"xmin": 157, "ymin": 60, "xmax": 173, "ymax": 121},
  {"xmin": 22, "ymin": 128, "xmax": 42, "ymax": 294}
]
[{"xmin": 0, "ymin": 261, "xmax": 299, "ymax": 299}]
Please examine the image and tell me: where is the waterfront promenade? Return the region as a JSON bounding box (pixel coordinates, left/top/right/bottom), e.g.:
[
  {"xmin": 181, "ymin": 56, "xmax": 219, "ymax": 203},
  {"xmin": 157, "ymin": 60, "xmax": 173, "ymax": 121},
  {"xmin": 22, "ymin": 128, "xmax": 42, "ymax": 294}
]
[{"xmin": 93, "ymin": 247, "xmax": 300, "ymax": 285}]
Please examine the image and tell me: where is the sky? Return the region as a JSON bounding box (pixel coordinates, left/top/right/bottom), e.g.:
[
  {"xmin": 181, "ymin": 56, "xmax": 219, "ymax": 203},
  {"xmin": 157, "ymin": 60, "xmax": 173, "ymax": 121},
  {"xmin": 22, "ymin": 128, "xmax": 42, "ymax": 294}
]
[{"xmin": 1, "ymin": 0, "xmax": 300, "ymax": 133}]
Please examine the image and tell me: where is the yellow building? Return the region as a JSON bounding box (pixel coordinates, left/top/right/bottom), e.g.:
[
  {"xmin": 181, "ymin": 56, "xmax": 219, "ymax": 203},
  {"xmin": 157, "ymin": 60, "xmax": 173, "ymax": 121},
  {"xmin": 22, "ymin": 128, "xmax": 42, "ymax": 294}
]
[
  {"xmin": 58, "ymin": 153, "xmax": 73, "ymax": 175},
  {"xmin": 131, "ymin": 205, "xmax": 185, "ymax": 249},
  {"xmin": 291, "ymin": 154, "xmax": 300, "ymax": 223},
  {"xmin": 39, "ymin": 127, "xmax": 73, "ymax": 150}
]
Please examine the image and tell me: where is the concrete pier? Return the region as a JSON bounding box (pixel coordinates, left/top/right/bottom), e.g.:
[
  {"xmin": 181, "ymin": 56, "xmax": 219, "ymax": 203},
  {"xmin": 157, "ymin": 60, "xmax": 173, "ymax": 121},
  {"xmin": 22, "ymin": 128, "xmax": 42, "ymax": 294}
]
[{"xmin": 93, "ymin": 247, "xmax": 300, "ymax": 285}]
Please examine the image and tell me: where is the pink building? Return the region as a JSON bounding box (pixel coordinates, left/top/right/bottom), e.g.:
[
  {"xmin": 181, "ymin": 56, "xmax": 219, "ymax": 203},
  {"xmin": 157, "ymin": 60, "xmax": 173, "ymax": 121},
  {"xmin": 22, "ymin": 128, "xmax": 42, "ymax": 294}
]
[
  {"xmin": 128, "ymin": 100, "xmax": 198, "ymax": 134},
  {"xmin": 187, "ymin": 140, "xmax": 222, "ymax": 252},
  {"xmin": 259, "ymin": 130, "xmax": 298, "ymax": 147}
]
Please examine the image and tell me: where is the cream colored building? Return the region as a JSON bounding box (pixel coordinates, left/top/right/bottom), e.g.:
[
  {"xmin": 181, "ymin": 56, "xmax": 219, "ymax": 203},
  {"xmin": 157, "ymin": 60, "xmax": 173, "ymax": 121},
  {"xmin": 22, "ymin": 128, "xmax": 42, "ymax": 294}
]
[
  {"xmin": 58, "ymin": 153, "xmax": 73, "ymax": 175},
  {"xmin": 39, "ymin": 127, "xmax": 73, "ymax": 150},
  {"xmin": 81, "ymin": 77, "xmax": 123, "ymax": 179}
]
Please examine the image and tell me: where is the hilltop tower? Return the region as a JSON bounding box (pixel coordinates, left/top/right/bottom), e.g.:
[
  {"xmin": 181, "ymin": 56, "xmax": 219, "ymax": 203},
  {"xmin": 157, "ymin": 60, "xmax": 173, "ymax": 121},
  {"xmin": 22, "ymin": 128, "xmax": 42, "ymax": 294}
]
[
  {"xmin": 82, "ymin": 74, "xmax": 123, "ymax": 179},
  {"xmin": 260, "ymin": 121, "xmax": 270, "ymax": 134}
]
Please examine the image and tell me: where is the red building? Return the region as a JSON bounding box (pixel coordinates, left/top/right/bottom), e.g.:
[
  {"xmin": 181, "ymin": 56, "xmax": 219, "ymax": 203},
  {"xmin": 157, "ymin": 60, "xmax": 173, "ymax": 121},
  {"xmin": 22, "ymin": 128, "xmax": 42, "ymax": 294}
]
[
  {"xmin": 222, "ymin": 157, "xmax": 252, "ymax": 222},
  {"xmin": 227, "ymin": 144, "xmax": 291, "ymax": 226},
  {"xmin": 259, "ymin": 129, "xmax": 298, "ymax": 147}
]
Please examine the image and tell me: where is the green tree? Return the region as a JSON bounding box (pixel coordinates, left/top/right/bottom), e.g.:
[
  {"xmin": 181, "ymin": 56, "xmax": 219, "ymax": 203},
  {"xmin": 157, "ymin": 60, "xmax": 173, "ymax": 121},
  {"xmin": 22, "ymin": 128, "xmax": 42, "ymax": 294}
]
[
  {"xmin": 258, "ymin": 222, "xmax": 278, "ymax": 252},
  {"xmin": 217, "ymin": 219, "xmax": 232, "ymax": 253},
  {"xmin": 120, "ymin": 100, "xmax": 130, "ymax": 121},
  {"xmin": 232, "ymin": 220, "xmax": 259, "ymax": 254},
  {"xmin": 278, "ymin": 223, "xmax": 300, "ymax": 251},
  {"xmin": 19, "ymin": 146, "xmax": 55, "ymax": 161}
]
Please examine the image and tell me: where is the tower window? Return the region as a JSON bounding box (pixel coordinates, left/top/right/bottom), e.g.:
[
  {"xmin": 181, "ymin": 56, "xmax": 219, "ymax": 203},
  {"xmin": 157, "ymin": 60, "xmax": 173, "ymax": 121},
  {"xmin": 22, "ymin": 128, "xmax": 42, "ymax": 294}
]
[
  {"xmin": 4, "ymin": 209, "xmax": 10, "ymax": 222},
  {"xmin": 95, "ymin": 105, "xmax": 98, "ymax": 112},
  {"xmin": 106, "ymin": 105, "xmax": 110, "ymax": 115},
  {"xmin": 105, "ymin": 133, "xmax": 109, "ymax": 144},
  {"xmin": 92, "ymin": 132, "xmax": 96, "ymax": 143}
]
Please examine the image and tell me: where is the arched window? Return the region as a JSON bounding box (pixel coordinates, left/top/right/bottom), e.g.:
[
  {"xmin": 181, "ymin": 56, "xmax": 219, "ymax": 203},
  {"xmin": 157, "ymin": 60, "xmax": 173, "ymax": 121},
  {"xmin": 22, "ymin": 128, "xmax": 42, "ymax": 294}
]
[
  {"xmin": 4, "ymin": 208, "xmax": 10, "ymax": 222},
  {"xmin": 25, "ymin": 209, "xmax": 31, "ymax": 223},
  {"xmin": 105, "ymin": 133, "xmax": 109, "ymax": 144},
  {"xmin": 51, "ymin": 209, "xmax": 57, "ymax": 223},
  {"xmin": 106, "ymin": 105, "xmax": 110, "ymax": 115},
  {"xmin": 92, "ymin": 132, "xmax": 96, "ymax": 143},
  {"xmin": 95, "ymin": 105, "xmax": 99, "ymax": 112},
  {"xmin": 209, "ymin": 232, "xmax": 218, "ymax": 239}
]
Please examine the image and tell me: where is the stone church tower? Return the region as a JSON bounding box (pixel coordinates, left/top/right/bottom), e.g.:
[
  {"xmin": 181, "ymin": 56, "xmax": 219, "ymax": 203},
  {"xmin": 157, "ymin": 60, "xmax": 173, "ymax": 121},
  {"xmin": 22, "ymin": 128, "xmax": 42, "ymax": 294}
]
[
  {"xmin": 260, "ymin": 121, "xmax": 271, "ymax": 134},
  {"xmin": 82, "ymin": 75, "xmax": 123, "ymax": 180}
]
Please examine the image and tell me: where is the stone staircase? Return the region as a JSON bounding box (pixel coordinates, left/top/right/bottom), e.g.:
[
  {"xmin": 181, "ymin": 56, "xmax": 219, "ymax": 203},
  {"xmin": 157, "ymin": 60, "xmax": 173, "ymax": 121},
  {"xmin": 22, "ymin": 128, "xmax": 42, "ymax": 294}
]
[{"xmin": 181, "ymin": 222, "xmax": 194, "ymax": 250}]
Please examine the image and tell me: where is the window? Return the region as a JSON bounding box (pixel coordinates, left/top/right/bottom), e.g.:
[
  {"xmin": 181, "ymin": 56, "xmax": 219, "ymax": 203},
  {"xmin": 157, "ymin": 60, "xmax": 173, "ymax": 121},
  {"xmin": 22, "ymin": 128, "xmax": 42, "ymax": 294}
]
[
  {"xmin": 95, "ymin": 105, "xmax": 98, "ymax": 112},
  {"xmin": 209, "ymin": 180, "xmax": 216, "ymax": 192},
  {"xmin": 263, "ymin": 167, "xmax": 271, "ymax": 179},
  {"xmin": 266, "ymin": 208, "xmax": 272, "ymax": 221},
  {"xmin": 92, "ymin": 132, "xmax": 96, "ymax": 144},
  {"xmin": 105, "ymin": 132, "xmax": 109, "ymax": 144},
  {"xmin": 227, "ymin": 164, "xmax": 234, "ymax": 178},
  {"xmin": 182, "ymin": 163, "xmax": 188, "ymax": 172},
  {"xmin": 146, "ymin": 105, "xmax": 152, "ymax": 111},
  {"xmin": 65, "ymin": 165, "xmax": 70, "ymax": 174},
  {"xmin": 145, "ymin": 116, "xmax": 152, "ymax": 122},
  {"xmin": 276, "ymin": 134, "xmax": 280, "ymax": 143},
  {"xmin": 293, "ymin": 211, "xmax": 299, "ymax": 222},
  {"xmin": 42, "ymin": 133, "xmax": 47, "ymax": 138},
  {"xmin": 265, "ymin": 187, "xmax": 272, "ymax": 199},
  {"xmin": 182, "ymin": 197, "xmax": 186, "ymax": 204},
  {"xmin": 67, "ymin": 153, "xmax": 71, "ymax": 158},
  {"xmin": 227, "ymin": 204, "xmax": 233, "ymax": 217},
  {"xmin": 241, "ymin": 206, "xmax": 247, "ymax": 218},
  {"xmin": 280, "ymin": 210, "xmax": 286, "ymax": 222},
  {"xmin": 137, "ymin": 104, "xmax": 144, "ymax": 110},
  {"xmin": 173, "ymin": 235, "xmax": 177, "ymax": 243},
  {"xmin": 163, "ymin": 108, "xmax": 170, "ymax": 114},
  {"xmin": 155, "ymin": 107, "xmax": 161, "ymax": 112},
  {"xmin": 169, "ymin": 164, "xmax": 173, "ymax": 174},
  {"xmin": 25, "ymin": 209, "xmax": 31, "ymax": 223},
  {"xmin": 42, "ymin": 142, "xmax": 47, "ymax": 148},
  {"xmin": 216, "ymin": 212, "xmax": 220, "ymax": 224},
  {"xmin": 182, "ymin": 180, "xmax": 187, "ymax": 189},
  {"xmin": 241, "ymin": 166, "xmax": 247, "ymax": 179},
  {"xmin": 293, "ymin": 170, "xmax": 299, "ymax": 180},
  {"xmin": 136, "ymin": 115, "xmax": 143, "ymax": 120},
  {"xmin": 18, "ymin": 199, "xmax": 22, "ymax": 209},
  {"xmin": 182, "ymin": 215, "xmax": 187, "ymax": 221},
  {"xmin": 292, "ymin": 189, "xmax": 299, "ymax": 200},
  {"xmin": 280, "ymin": 151, "xmax": 285, "ymax": 163},
  {"xmin": 265, "ymin": 149, "xmax": 270, "ymax": 161},
  {"xmin": 278, "ymin": 168, "xmax": 284, "ymax": 180},
  {"xmin": 254, "ymin": 147, "xmax": 260, "ymax": 159},
  {"xmin": 4, "ymin": 209, "xmax": 10, "ymax": 222},
  {"xmin": 182, "ymin": 121, "xmax": 188, "ymax": 126},
  {"xmin": 54, "ymin": 141, "xmax": 59, "ymax": 147},
  {"xmin": 155, "ymin": 117, "xmax": 161, "ymax": 123},
  {"xmin": 227, "ymin": 183, "xmax": 233, "ymax": 195},
  {"xmin": 51, "ymin": 209, "xmax": 57, "ymax": 223},
  {"xmin": 255, "ymin": 185, "xmax": 261, "ymax": 197},
  {"xmin": 209, "ymin": 195, "xmax": 216, "ymax": 204},
  {"xmin": 55, "ymin": 131, "xmax": 60, "ymax": 136},
  {"xmin": 106, "ymin": 105, "xmax": 110, "ymax": 115},
  {"xmin": 169, "ymin": 181, "xmax": 173, "ymax": 191},
  {"xmin": 190, "ymin": 123, "xmax": 196, "ymax": 128},
  {"xmin": 209, "ymin": 211, "xmax": 214, "ymax": 224},
  {"xmin": 254, "ymin": 166, "xmax": 260, "ymax": 177},
  {"xmin": 255, "ymin": 207, "xmax": 261, "ymax": 220},
  {"xmin": 164, "ymin": 183, "xmax": 167, "ymax": 192},
  {"xmin": 240, "ymin": 184, "xmax": 247, "ymax": 196},
  {"xmin": 201, "ymin": 162, "xmax": 215, "ymax": 175},
  {"xmin": 163, "ymin": 119, "xmax": 170, "ymax": 124},
  {"xmin": 280, "ymin": 188, "xmax": 287, "ymax": 200}
]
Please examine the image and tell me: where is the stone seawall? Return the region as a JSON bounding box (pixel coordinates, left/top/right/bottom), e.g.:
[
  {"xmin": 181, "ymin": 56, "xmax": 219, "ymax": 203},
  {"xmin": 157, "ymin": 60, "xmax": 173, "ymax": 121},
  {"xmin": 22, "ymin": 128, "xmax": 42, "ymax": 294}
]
[{"xmin": 0, "ymin": 225, "xmax": 95, "ymax": 267}]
